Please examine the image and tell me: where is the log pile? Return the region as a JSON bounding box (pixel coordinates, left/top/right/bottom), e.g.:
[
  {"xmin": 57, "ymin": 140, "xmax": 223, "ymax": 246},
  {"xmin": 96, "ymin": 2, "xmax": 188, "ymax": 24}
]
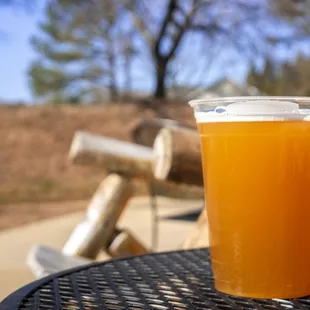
[
  {"xmin": 69, "ymin": 130, "xmax": 204, "ymax": 199},
  {"xmin": 63, "ymin": 118, "xmax": 208, "ymax": 261},
  {"xmin": 149, "ymin": 122, "xmax": 208, "ymax": 250}
]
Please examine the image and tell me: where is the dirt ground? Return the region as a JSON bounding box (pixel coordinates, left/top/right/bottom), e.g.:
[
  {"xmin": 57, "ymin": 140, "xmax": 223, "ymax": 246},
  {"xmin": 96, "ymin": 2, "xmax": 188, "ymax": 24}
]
[{"xmin": 0, "ymin": 101, "xmax": 195, "ymax": 206}]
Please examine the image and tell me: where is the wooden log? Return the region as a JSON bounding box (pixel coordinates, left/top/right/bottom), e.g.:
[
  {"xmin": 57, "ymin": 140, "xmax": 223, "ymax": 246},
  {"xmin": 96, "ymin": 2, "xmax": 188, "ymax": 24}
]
[
  {"xmin": 182, "ymin": 208, "xmax": 209, "ymax": 249},
  {"xmin": 69, "ymin": 130, "xmax": 204, "ymax": 199},
  {"xmin": 153, "ymin": 126, "xmax": 204, "ymax": 186},
  {"xmin": 62, "ymin": 174, "xmax": 133, "ymax": 259},
  {"xmin": 69, "ymin": 130, "xmax": 154, "ymax": 179},
  {"xmin": 108, "ymin": 229, "xmax": 149, "ymax": 258},
  {"xmin": 131, "ymin": 118, "xmax": 194, "ymax": 147},
  {"xmin": 139, "ymin": 179, "xmax": 204, "ymax": 200},
  {"xmin": 85, "ymin": 174, "xmax": 132, "ymax": 225}
]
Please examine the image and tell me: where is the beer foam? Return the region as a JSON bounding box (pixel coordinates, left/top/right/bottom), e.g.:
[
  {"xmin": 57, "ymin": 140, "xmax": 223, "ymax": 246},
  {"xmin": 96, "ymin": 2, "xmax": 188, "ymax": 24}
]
[{"xmin": 189, "ymin": 98, "xmax": 310, "ymax": 122}]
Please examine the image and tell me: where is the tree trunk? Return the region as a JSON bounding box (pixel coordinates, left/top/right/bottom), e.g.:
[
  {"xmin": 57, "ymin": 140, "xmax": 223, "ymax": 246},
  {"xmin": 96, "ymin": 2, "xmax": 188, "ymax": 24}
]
[
  {"xmin": 154, "ymin": 57, "xmax": 168, "ymax": 98},
  {"xmin": 153, "ymin": 126, "xmax": 204, "ymax": 186},
  {"xmin": 108, "ymin": 38, "xmax": 118, "ymax": 101},
  {"xmin": 131, "ymin": 118, "xmax": 193, "ymax": 147},
  {"xmin": 124, "ymin": 53, "xmax": 132, "ymax": 99}
]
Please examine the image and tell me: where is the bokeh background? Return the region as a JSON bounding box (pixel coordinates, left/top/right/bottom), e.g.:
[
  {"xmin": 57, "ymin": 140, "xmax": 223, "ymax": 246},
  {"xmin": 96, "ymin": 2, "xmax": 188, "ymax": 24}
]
[{"xmin": 1, "ymin": 0, "xmax": 310, "ymax": 229}]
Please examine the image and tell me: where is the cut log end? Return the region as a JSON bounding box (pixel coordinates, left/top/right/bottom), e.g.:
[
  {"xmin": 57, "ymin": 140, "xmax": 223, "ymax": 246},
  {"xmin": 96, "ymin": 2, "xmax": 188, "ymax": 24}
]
[
  {"xmin": 68, "ymin": 131, "xmax": 86, "ymax": 162},
  {"xmin": 153, "ymin": 128, "xmax": 173, "ymax": 181},
  {"xmin": 68, "ymin": 130, "xmax": 204, "ymax": 199},
  {"xmin": 152, "ymin": 126, "xmax": 203, "ymax": 186}
]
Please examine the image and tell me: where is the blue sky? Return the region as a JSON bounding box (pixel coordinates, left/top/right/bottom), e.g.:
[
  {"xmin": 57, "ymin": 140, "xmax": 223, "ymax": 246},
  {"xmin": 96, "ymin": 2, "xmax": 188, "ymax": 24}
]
[
  {"xmin": 0, "ymin": 1, "xmax": 249, "ymax": 103},
  {"xmin": 0, "ymin": 3, "xmax": 46, "ymax": 102},
  {"xmin": 0, "ymin": 2, "xmax": 306, "ymax": 103}
]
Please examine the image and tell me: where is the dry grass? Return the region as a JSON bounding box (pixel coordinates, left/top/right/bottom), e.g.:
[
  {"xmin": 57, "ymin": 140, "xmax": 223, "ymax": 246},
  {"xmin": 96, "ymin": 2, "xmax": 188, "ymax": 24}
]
[{"xmin": 0, "ymin": 101, "xmax": 195, "ymax": 205}]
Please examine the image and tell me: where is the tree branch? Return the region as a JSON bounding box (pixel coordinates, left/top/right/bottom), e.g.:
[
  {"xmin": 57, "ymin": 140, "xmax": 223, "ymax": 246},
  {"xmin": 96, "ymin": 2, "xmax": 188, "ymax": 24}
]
[
  {"xmin": 266, "ymin": 33, "xmax": 310, "ymax": 44},
  {"xmin": 154, "ymin": 0, "xmax": 177, "ymax": 56},
  {"xmin": 190, "ymin": 23, "xmax": 229, "ymax": 37},
  {"xmin": 131, "ymin": 13, "xmax": 154, "ymax": 46},
  {"xmin": 165, "ymin": 1, "xmax": 200, "ymax": 60},
  {"xmin": 122, "ymin": 0, "xmax": 154, "ymax": 47}
]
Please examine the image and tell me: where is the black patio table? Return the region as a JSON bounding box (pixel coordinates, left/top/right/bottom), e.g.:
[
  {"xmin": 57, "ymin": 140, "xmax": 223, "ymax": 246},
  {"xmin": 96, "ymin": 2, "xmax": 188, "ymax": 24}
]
[{"xmin": 1, "ymin": 248, "xmax": 310, "ymax": 309}]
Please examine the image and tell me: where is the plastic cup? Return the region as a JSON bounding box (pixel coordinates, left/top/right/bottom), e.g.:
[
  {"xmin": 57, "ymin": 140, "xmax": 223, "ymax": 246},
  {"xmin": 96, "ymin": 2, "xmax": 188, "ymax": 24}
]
[{"xmin": 189, "ymin": 97, "xmax": 310, "ymax": 298}]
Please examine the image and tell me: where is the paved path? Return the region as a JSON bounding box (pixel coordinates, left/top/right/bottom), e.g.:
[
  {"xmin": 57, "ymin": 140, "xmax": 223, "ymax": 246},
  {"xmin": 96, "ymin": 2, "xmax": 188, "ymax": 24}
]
[{"xmin": 0, "ymin": 197, "xmax": 202, "ymax": 301}]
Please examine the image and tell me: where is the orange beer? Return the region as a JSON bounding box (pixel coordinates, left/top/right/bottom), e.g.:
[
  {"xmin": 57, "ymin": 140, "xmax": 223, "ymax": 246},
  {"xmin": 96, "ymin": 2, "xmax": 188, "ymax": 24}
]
[{"xmin": 192, "ymin": 98, "xmax": 310, "ymax": 298}]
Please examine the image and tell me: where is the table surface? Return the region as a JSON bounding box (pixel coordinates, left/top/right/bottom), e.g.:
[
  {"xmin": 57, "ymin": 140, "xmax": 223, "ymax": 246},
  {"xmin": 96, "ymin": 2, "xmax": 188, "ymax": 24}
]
[{"xmin": 1, "ymin": 248, "xmax": 310, "ymax": 310}]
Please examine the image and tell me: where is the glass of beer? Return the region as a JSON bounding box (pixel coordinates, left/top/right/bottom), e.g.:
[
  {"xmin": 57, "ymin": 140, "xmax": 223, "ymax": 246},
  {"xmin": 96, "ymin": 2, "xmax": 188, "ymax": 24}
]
[{"xmin": 189, "ymin": 97, "xmax": 310, "ymax": 298}]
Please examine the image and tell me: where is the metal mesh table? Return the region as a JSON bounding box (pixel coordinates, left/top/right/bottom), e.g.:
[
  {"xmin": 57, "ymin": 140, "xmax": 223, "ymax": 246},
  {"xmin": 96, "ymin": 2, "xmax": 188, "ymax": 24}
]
[{"xmin": 2, "ymin": 248, "xmax": 310, "ymax": 309}]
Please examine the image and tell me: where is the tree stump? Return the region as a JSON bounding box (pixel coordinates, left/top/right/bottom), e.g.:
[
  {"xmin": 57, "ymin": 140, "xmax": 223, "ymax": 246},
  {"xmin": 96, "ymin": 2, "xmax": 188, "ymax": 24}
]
[{"xmin": 153, "ymin": 126, "xmax": 203, "ymax": 186}]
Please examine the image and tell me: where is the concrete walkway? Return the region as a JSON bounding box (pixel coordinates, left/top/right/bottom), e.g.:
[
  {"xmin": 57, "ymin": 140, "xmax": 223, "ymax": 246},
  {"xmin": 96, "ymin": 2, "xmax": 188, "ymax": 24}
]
[{"xmin": 0, "ymin": 197, "xmax": 202, "ymax": 301}]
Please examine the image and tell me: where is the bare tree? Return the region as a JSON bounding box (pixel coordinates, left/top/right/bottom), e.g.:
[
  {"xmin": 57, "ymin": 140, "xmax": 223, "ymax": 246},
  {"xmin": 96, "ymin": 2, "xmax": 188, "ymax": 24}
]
[
  {"xmin": 124, "ymin": 0, "xmax": 204, "ymax": 98},
  {"xmin": 29, "ymin": 0, "xmax": 310, "ymax": 102},
  {"xmin": 123, "ymin": 0, "xmax": 274, "ymax": 98}
]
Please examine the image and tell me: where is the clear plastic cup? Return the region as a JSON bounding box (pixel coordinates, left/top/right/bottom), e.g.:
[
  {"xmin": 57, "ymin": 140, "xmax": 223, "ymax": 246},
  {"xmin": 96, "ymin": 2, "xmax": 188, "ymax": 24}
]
[{"xmin": 189, "ymin": 97, "xmax": 310, "ymax": 298}]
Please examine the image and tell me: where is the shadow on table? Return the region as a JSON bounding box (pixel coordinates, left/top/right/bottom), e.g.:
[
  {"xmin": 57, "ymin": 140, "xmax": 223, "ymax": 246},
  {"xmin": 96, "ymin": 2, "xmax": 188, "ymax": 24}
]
[{"xmin": 162, "ymin": 208, "xmax": 202, "ymax": 222}]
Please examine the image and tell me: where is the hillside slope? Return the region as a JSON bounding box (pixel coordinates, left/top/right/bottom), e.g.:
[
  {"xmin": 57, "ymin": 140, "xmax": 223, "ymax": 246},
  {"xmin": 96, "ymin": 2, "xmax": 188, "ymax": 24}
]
[{"xmin": 0, "ymin": 101, "xmax": 195, "ymax": 204}]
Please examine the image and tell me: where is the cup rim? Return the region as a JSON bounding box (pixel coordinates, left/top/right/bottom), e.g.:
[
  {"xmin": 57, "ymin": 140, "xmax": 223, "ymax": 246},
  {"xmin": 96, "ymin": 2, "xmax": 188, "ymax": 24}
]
[{"xmin": 189, "ymin": 96, "xmax": 310, "ymax": 107}]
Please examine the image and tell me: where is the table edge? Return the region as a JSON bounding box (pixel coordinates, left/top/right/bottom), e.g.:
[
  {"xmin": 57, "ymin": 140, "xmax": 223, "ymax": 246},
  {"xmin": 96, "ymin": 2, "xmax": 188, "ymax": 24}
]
[{"xmin": 0, "ymin": 248, "xmax": 208, "ymax": 309}]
